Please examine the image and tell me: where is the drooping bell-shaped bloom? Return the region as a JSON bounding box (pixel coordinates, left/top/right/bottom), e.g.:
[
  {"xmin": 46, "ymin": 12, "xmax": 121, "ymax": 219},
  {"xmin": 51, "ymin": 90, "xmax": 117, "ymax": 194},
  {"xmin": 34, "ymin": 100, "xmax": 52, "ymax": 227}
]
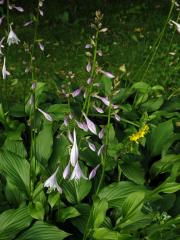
[
  {"xmin": 2, "ymin": 57, "xmax": 10, "ymax": 79},
  {"xmin": 38, "ymin": 42, "xmax": 44, "ymax": 51},
  {"xmin": 38, "ymin": 108, "xmax": 53, "ymax": 122},
  {"xmin": 68, "ymin": 130, "xmax": 74, "ymax": 144},
  {"xmin": 97, "ymin": 144, "xmax": 104, "ymax": 156},
  {"xmin": 93, "ymin": 105, "xmax": 104, "ymax": 114},
  {"xmin": 114, "ymin": 113, "xmax": 121, "ymax": 122},
  {"xmin": 63, "ymin": 161, "xmax": 71, "ymax": 179},
  {"xmin": 7, "ymin": 26, "xmax": 20, "ymax": 46},
  {"xmin": 99, "ymin": 69, "xmax": 115, "ymax": 79},
  {"xmin": 171, "ymin": 20, "xmax": 180, "ymax": 33},
  {"xmin": 83, "ymin": 112, "xmax": 97, "ymax": 135},
  {"xmin": 76, "ymin": 120, "xmax": 88, "ymax": 132},
  {"xmin": 0, "ymin": 37, "xmax": 5, "ymax": 55},
  {"xmin": 70, "ymin": 129, "xmax": 79, "ymax": 167},
  {"xmin": 0, "ymin": 16, "xmax": 5, "ymax": 25},
  {"xmin": 87, "ymin": 141, "xmax": 96, "ymax": 152},
  {"xmin": 44, "ymin": 167, "xmax": 62, "ymax": 193},
  {"xmin": 13, "ymin": 5, "xmax": 24, "ymax": 12},
  {"xmin": 70, "ymin": 161, "xmax": 87, "ymax": 180},
  {"xmin": 98, "ymin": 128, "xmax": 104, "ymax": 139},
  {"xmin": 94, "ymin": 95, "xmax": 110, "ymax": 106},
  {"xmin": 89, "ymin": 164, "xmax": 100, "ymax": 180},
  {"xmin": 72, "ymin": 88, "xmax": 81, "ymax": 97},
  {"xmin": 86, "ymin": 62, "xmax": 91, "ymax": 72}
]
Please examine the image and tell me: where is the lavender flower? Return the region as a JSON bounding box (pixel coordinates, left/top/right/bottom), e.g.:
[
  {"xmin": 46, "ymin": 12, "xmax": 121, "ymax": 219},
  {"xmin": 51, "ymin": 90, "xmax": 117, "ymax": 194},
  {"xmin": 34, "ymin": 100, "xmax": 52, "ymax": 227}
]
[
  {"xmin": 114, "ymin": 113, "xmax": 121, "ymax": 122},
  {"xmin": 44, "ymin": 167, "xmax": 62, "ymax": 193},
  {"xmin": 13, "ymin": 5, "xmax": 24, "ymax": 12},
  {"xmin": 2, "ymin": 57, "xmax": 10, "ymax": 79},
  {"xmin": 97, "ymin": 144, "xmax": 104, "ymax": 156},
  {"xmin": 87, "ymin": 77, "xmax": 93, "ymax": 85},
  {"xmin": 93, "ymin": 105, "xmax": 104, "ymax": 114},
  {"xmin": 89, "ymin": 164, "xmax": 100, "ymax": 180},
  {"xmin": 0, "ymin": 37, "xmax": 5, "ymax": 55},
  {"xmin": 98, "ymin": 128, "xmax": 104, "ymax": 139},
  {"xmin": 85, "ymin": 44, "xmax": 92, "ymax": 49},
  {"xmin": 63, "ymin": 117, "xmax": 69, "ymax": 126},
  {"xmin": 7, "ymin": 26, "xmax": 20, "ymax": 46},
  {"xmin": 68, "ymin": 130, "xmax": 73, "ymax": 144},
  {"xmin": 83, "ymin": 112, "xmax": 97, "ymax": 135},
  {"xmin": 171, "ymin": 20, "xmax": 180, "ymax": 33},
  {"xmin": 24, "ymin": 20, "xmax": 33, "ymax": 27},
  {"xmin": 70, "ymin": 162, "xmax": 87, "ymax": 180},
  {"xmin": 38, "ymin": 108, "xmax": 53, "ymax": 121},
  {"xmin": 63, "ymin": 161, "xmax": 71, "ymax": 179},
  {"xmin": 0, "ymin": 16, "xmax": 5, "ymax": 25},
  {"xmin": 86, "ymin": 62, "xmax": 91, "ymax": 72},
  {"xmin": 70, "ymin": 129, "xmax": 79, "ymax": 167},
  {"xmin": 72, "ymin": 88, "xmax": 81, "ymax": 97},
  {"xmin": 94, "ymin": 95, "xmax": 110, "ymax": 106},
  {"xmin": 38, "ymin": 42, "xmax": 44, "ymax": 51},
  {"xmin": 87, "ymin": 141, "xmax": 96, "ymax": 152},
  {"xmin": 76, "ymin": 120, "xmax": 88, "ymax": 132},
  {"xmin": 99, "ymin": 69, "xmax": 115, "ymax": 79}
]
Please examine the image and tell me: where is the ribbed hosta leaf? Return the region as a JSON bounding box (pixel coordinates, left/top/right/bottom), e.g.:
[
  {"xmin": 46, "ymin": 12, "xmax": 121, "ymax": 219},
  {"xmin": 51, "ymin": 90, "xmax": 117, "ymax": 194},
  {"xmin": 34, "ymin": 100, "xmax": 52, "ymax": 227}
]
[
  {"xmin": 0, "ymin": 206, "xmax": 32, "ymax": 240},
  {"xmin": 98, "ymin": 181, "xmax": 146, "ymax": 208},
  {"xmin": 17, "ymin": 221, "xmax": 70, "ymax": 240},
  {"xmin": 3, "ymin": 139, "xmax": 27, "ymax": 158},
  {"xmin": 0, "ymin": 150, "xmax": 30, "ymax": 196},
  {"xmin": 36, "ymin": 123, "xmax": 53, "ymax": 164}
]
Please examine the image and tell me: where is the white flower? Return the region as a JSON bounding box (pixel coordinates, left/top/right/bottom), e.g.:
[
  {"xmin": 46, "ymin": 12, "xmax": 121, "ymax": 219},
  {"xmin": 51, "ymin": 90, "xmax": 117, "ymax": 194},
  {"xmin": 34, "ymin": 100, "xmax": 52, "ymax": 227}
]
[
  {"xmin": 93, "ymin": 95, "xmax": 110, "ymax": 107},
  {"xmin": 70, "ymin": 162, "xmax": 87, "ymax": 180},
  {"xmin": 0, "ymin": 37, "xmax": 5, "ymax": 55},
  {"xmin": 86, "ymin": 62, "xmax": 91, "ymax": 72},
  {"xmin": 83, "ymin": 112, "xmax": 97, "ymax": 135},
  {"xmin": 63, "ymin": 161, "xmax": 71, "ymax": 179},
  {"xmin": 87, "ymin": 141, "xmax": 96, "ymax": 152},
  {"xmin": 171, "ymin": 20, "xmax": 180, "ymax": 33},
  {"xmin": 99, "ymin": 69, "xmax": 115, "ymax": 79},
  {"xmin": 7, "ymin": 26, "xmax": 20, "ymax": 46},
  {"xmin": 2, "ymin": 57, "xmax": 10, "ymax": 79},
  {"xmin": 44, "ymin": 167, "xmax": 62, "ymax": 193},
  {"xmin": 70, "ymin": 129, "xmax": 79, "ymax": 166},
  {"xmin": 38, "ymin": 108, "xmax": 53, "ymax": 121}
]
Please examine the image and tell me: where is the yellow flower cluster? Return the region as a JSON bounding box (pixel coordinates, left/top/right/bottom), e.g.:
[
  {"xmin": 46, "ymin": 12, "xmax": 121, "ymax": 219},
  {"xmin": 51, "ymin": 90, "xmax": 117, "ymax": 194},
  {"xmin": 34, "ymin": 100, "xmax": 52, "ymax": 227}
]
[{"xmin": 129, "ymin": 125, "xmax": 149, "ymax": 143}]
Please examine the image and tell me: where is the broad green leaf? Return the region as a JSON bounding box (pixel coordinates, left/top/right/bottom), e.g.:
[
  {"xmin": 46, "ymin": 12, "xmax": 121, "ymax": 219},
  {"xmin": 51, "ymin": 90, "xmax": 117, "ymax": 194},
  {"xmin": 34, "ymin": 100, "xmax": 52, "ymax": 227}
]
[
  {"xmin": 0, "ymin": 150, "xmax": 30, "ymax": 197},
  {"xmin": 157, "ymin": 182, "xmax": 180, "ymax": 194},
  {"xmin": 93, "ymin": 198, "xmax": 108, "ymax": 228},
  {"xmin": 3, "ymin": 138, "xmax": 27, "ymax": 158},
  {"xmin": 71, "ymin": 204, "xmax": 91, "ymax": 234},
  {"xmin": 122, "ymin": 191, "xmax": 145, "ymax": 219},
  {"xmin": 58, "ymin": 207, "xmax": 80, "ymax": 222},
  {"xmin": 146, "ymin": 120, "xmax": 174, "ymax": 157},
  {"xmin": 93, "ymin": 228, "xmax": 132, "ymax": 240},
  {"xmin": 47, "ymin": 104, "xmax": 69, "ymax": 121},
  {"xmin": 141, "ymin": 96, "xmax": 164, "ymax": 112},
  {"xmin": 48, "ymin": 192, "xmax": 60, "ymax": 208},
  {"xmin": 17, "ymin": 221, "xmax": 70, "ymax": 240},
  {"xmin": 0, "ymin": 206, "xmax": 32, "ymax": 240},
  {"xmin": 98, "ymin": 181, "xmax": 146, "ymax": 208},
  {"xmin": 62, "ymin": 179, "xmax": 92, "ymax": 204},
  {"xmin": 131, "ymin": 82, "xmax": 150, "ymax": 93},
  {"xmin": 121, "ymin": 161, "xmax": 145, "ymax": 184},
  {"xmin": 36, "ymin": 123, "xmax": 53, "ymax": 164},
  {"xmin": 29, "ymin": 202, "xmax": 45, "ymax": 220},
  {"xmin": 101, "ymin": 75, "xmax": 112, "ymax": 95}
]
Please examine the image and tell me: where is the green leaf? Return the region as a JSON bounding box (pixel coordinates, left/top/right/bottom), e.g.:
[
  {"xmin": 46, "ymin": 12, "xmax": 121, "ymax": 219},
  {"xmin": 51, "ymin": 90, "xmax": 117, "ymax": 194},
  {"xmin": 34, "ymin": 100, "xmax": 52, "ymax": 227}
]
[
  {"xmin": 29, "ymin": 202, "xmax": 45, "ymax": 220},
  {"xmin": 47, "ymin": 104, "xmax": 69, "ymax": 121},
  {"xmin": 157, "ymin": 182, "xmax": 180, "ymax": 194},
  {"xmin": 48, "ymin": 192, "xmax": 60, "ymax": 208},
  {"xmin": 131, "ymin": 82, "xmax": 150, "ymax": 93},
  {"xmin": 93, "ymin": 228, "xmax": 132, "ymax": 240},
  {"xmin": 0, "ymin": 150, "xmax": 30, "ymax": 197},
  {"xmin": 122, "ymin": 191, "xmax": 145, "ymax": 219},
  {"xmin": 98, "ymin": 181, "xmax": 146, "ymax": 208},
  {"xmin": 0, "ymin": 206, "xmax": 32, "ymax": 240},
  {"xmin": 58, "ymin": 207, "xmax": 80, "ymax": 222},
  {"xmin": 62, "ymin": 179, "xmax": 92, "ymax": 204},
  {"xmin": 17, "ymin": 221, "xmax": 70, "ymax": 240},
  {"xmin": 92, "ymin": 198, "xmax": 108, "ymax": 228},
  {"xmin": 3, "ymin": 138, "xmax": 27, "ymax": 158},
  {"xmin": 101, "ymin": 75, "xmax": 112, "ymax": 95},
  {"xmin": 141, "ymin": 97, "xmax": 164, "ymax": 112},
  {"xmin": 36, "ymin": 123, "xmax": 53, "ymax": 164},
  {"xmin": 146, "ymin": 120, "xmax": 174, "ymax": 157},
  {"xmin": 121, "ymin": 161, "xmax": 145, "ymax": 184}
]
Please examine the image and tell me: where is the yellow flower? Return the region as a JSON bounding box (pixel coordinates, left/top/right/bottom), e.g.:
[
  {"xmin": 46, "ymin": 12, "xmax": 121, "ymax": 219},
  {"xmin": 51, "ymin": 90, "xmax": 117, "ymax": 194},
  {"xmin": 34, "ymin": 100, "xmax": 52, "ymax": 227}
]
[{"xmin": 129, "ymin": 125, "xmax": 149, "ymax": 143}]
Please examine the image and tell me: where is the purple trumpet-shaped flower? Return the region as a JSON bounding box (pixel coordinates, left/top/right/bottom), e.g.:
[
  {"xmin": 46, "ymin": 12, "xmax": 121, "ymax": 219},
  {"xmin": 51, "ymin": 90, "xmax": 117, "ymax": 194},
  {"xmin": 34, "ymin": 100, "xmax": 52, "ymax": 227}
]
[
  {"xmin": 76, "ymin": 120, "xmax": 88, "ymax": 132},
  {"xmin": 38, "ymin": 108, "xmax": 53, "ymax": 122},
  {"xmin": 70, "ymin": 161, "xmax": 87, "ymax": 180},
  {"xmin": 94, "ymin": 95, "xmax": 110, "ymax": 106},
  {"xmin": 39, "ymin": 9, "xmax": 44, "ymax": 16},
  {"xmin": 63, "ymin": 161, "xmax": 71, "ymax": 179},
  {"xmin": 89, "ymin": 164, "xmax": 100, "ymax": 180},
  {"xmin": 87, "ymin": 77, "xmax": 93, "ymax": 85},
  {"xmin": 97, "ymin": 144, "xmax": 104, "ymax": 156},
  {"xmin": 44, "ymin": 167, "xmax": 62, "ymax": 193},
  {"xmin": 0, "ymin": 0, "xmax": 4, "ymax": 5},
  {"xmin": 13, "ymin": 5, "xmax": 24, "ymax": 12},
  {"xmin": 72, "ymin": 88, "xmax": 81, "ymax": 97},
  {"xmin": 86, "ymin": 62, "xmax": 91, "ymax": 72},
  {"xmin": 2, "ymin": 57, "xmax": 10, "ymax": 79},
  {"xmin": 98, "ymin": 128, "xmax": 104, "ymax": 139},
  {"xmin": 93, "ymin": 105, "xmax": 104, "ymax": 114},
  {"xmin": 83, "ymin": 112, "xmax": 97, "ymax": 135},
  {"xmin": 70, "ymin": 129, "xmax": 79, "ymax": 167},
  {"xmin": 63, "ymin": 117, "xmax": 69, "ymax": 126},
  {"xmin": 112, "ymin": 104, "xmax": 119, "ymax": 109},
  {"xmin": 7, "ymin": 26, "xmax": 20, "ymax": 46},
  {"xmin": 24, "ymin": 20, "xmax": 33, "ymax": 27},
  {"xmin": 87, "ymin": 141, "xmax": 96, "ymax": 152},
  {"xmin": 0, "ymin": 16, "xmax": 5, "ymax": 25},
  {"xmin": 100, "ymin": 69, "xmax": 115, "ymax": 79},
  {"xmin": 85, "ymin": 44, "xmax": 92, "ymax": 49},
  {"xmin": 114, "ymin": 113, "xmax": 121, "ymax": 122}
]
